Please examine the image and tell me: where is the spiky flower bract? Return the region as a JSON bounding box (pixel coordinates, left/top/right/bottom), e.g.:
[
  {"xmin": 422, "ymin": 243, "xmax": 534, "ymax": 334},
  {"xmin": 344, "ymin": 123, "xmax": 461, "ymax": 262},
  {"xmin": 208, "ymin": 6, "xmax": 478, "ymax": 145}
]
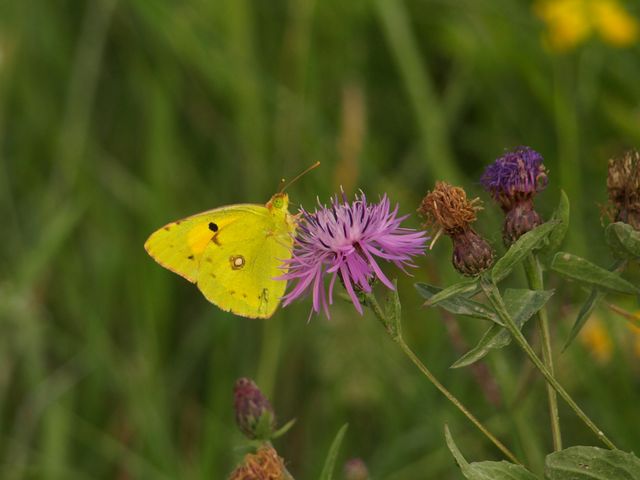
[
  {"xmin": 280, "ymin": 190, "xmax": 428, "ymax": 318},
  {"xmin": 481, "ymin": 146, "xmax": 548, "ymax": 245},
  {"xmin": 419, "ymin": 182, "xmax": 494, "ymax": 277},
  {"xmin": 233, "ymin": 378, "xmax": 276, "ymax": 440}
]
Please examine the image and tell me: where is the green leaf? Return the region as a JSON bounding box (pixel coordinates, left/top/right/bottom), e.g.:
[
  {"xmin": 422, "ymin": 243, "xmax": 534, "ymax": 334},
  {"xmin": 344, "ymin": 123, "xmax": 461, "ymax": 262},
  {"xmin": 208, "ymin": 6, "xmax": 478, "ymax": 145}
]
[
  {"xmin": 318, "ymin": 424, "xmax": 348, "ymax": 480},
  {"xmin": 420, "ymin": 278, "xmax": 479, "ymax": 307},
  {"xmin": 451, "ymin": 289, "xmax": 554, "ymax": 368},
  {"xmin": 492, "ymin": 221, "xmax": 559, "ymax": 284},
  {"xmin": 606, "ymin": 222, "xmax": 640, "ymax": 260},
  {"xmin": 551, "ymin": 252, "xmax": 638, "ymax": 295},
  {"xmin": 444, "ymin": 425, "xmax": 539, "ymax": 480},
  {"xmin": 561, "ymin": 258, "xmax": 628, "ymax": 351},
  {"xmin": 545, "ymin": 446, "xmax": 640, "ymax": 480},
  {"xmin": 562, "ymin": 288, "xmax": 606, "ymax": 352},
  {"xmin": 539, "ymin": 190, "xmax": 570, "ymax": 261},
  {"xmin": 385, "ymin": 279, "xmax": 402, "ymax": 339},
  {"xmin": 272, "ymin": 418, "xmax": 297, "ymax": 439},
  {"xmin": 415, "ymin": 283, "xmax": 500, "ymax": 325}
]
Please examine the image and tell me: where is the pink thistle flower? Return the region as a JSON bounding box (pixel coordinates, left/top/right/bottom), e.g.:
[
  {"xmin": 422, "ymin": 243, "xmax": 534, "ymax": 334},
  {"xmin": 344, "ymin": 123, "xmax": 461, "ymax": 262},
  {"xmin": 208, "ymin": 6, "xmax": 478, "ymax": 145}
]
[{"xmin": 280, "ymin": 190, "xmax": 428, "ymax": 318}]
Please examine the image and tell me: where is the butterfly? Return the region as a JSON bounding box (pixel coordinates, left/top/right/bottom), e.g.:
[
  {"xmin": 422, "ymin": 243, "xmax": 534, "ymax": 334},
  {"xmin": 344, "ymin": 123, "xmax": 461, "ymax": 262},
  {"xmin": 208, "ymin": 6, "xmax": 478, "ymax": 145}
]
[{"xmin": 144, "ymin": 191, "xmax": 297, "ymax": 319}]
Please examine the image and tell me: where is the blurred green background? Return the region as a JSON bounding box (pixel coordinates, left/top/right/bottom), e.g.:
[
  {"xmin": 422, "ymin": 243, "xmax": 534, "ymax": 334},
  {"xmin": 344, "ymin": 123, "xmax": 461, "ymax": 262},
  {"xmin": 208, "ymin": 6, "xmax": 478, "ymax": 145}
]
[{"xmin": 2, "ymin": 0, "xmax": 640, "ymax": 478}]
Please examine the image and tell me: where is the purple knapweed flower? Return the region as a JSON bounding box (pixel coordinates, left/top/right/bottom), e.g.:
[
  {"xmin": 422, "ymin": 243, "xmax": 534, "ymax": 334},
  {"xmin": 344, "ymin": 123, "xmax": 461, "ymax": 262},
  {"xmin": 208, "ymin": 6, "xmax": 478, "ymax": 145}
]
[
  {"xmin": 280, "ymin": 190, "xmax": 428, "ymax": 318},
  {"xmin": 481, "ymin": 146, "xmax": 548, "ymax": 245}
]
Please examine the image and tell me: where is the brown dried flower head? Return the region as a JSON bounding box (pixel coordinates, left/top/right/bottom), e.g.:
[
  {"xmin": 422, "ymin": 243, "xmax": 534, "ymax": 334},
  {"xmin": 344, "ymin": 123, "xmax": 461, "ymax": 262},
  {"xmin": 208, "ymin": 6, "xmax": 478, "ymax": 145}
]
[
  {"xmin": 607, "ymin": 149, "xmax": 640, "ymax": 230},
  {"xmin": 228, "ymin": 445, "xmax": 288, "ymax": 480},
  {"xmin": 419, "ymin": 182, "xmax": 494, "ymax": 276},
  {"xmin": 418, "ymin": 181, "xmax": 480, "ymax": 235}
]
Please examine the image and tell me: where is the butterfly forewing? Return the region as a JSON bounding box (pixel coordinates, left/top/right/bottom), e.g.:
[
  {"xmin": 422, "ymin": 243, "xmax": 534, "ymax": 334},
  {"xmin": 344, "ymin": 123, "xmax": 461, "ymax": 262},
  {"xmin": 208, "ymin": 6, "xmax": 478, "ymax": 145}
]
[{"xmin": 144, "ymin": 205, "xmax": 262, "ymax": 283}]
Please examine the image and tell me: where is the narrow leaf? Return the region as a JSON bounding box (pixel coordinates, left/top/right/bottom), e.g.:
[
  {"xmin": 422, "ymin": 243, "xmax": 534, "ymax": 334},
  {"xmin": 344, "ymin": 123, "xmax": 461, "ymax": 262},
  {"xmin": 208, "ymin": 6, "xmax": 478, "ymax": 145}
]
[
  {"xmin": 606, "ymin": 222, "xmax": 640, "ymax": 260},
  {"xmin": 452, "ymin": 289, "xmax": 554, "ymax": 368},
  {"xmin": 318, "ymin": 424, "xmax": 348, "ymax": 480},
  {"xmin": 551, "ymin": 252, "xmax": 638, "ymax": 294},
  {"xmin": 546, "ymin": 446, "xmax": 640, "ymax": 480},
  {"xmin": 421, "ymin": 278, "xmax": 479, "ymax": 307},
  {"xmin": 444, "ymin": 426, "xmax": 539, "ymax": 480},
  {"xmin": 492, "ymin": 221, "xmax": 558, "ymax": 284},
  {"xmin": 562, "ymin": 288, "xmax": 606, "ymax": 352},
  {"xmin": 415, "ymin": 283, "xmax": 500, "ymax": 325},
  {"xmin": 539, "ymin": 190, "xmax": 570, "ymax": 261}
]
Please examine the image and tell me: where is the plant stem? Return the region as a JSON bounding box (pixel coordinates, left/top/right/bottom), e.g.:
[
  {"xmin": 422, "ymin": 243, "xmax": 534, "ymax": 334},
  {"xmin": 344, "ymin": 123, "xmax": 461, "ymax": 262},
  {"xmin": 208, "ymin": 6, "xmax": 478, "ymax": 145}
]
[
  {"xmin": 523, "ymin": 254, "xmax": 562, "ymax": 451},
  {"xmin": 363, "ymin": 291, "xmax": 522, "ymax": 465},
  {"xmin": 481, "ymin": 279, "xmax": 616, "ymax": 449}
]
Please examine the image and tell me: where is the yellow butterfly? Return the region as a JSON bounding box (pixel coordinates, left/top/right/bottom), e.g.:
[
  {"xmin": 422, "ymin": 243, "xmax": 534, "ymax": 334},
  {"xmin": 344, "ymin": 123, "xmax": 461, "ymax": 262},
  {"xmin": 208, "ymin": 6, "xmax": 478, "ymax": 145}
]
[
  {"xmin": 145, "ymin": 192, "xmax": 296, "ymax": 319},
  {"xmin": 144, "ymin": 164, "xmax": 319, "ymax": 319}
]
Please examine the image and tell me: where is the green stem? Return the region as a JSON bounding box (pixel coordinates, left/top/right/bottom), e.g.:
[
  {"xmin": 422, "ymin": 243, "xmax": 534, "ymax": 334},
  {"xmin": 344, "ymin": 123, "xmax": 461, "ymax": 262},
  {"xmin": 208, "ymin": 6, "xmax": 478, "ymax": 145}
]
[
  {"xmin": 523, "ymin": 254, "xmax": 562, "ymax": 451},
  {"xmin": 481, "ymin": 279, "xmax": 616, "ymax": 449},
  {"xmin": 363, "ymin": 292, "xmax": 521, "ymax": 465}
]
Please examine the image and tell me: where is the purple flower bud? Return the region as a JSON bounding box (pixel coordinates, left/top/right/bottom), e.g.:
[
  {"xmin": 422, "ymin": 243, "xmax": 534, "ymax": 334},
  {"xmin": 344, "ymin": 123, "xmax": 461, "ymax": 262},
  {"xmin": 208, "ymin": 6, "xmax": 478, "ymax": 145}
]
[
  {"xmin": 344, "ymin": 458, "xmax": 369, "ymax": 480},
  {"xmin": 233, "ymin": 378, "xmax": 276, "ymax": 440},
  {"xmin": 607, "ymin": 149, "xmax": 640, "ymax": 230},
  {"xmin": 481, "ymin": 146, "xmax": 548, "ymax": 244},
  {"xmin": 452, "ymin": 228, "xmax": 495, "ymax": 277}
]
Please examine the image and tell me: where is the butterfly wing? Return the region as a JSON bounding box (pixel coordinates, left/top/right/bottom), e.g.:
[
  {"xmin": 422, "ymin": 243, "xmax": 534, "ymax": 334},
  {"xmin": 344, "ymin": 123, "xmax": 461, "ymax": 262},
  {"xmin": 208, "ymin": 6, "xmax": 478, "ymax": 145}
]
[
  {"xmin": 144, "ymin": 204, "xmax": 262, "ymax": 283},
  {"xmin": 196, "ymin": 209, "xmax": 294, "ymax": 318},
  {"xmin": 144, "ymin": 204, "xmax": 294, "ymax": 318}
]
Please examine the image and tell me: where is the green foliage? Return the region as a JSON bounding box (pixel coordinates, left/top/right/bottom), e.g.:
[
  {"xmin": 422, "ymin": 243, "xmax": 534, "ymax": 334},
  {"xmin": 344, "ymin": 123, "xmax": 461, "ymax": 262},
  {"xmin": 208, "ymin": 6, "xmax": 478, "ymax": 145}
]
[
  {"xmin": 551, "ymin": 253, "xmax": 637, "ymax": 294},
  {"xmin": 318, "ymin": 424, "xmax": 349, "ymax": 480},
  {"xmin": 415, "ymin": 282, "xmax": 499, "ymax": 324},
  {"xmin": 539, "ymin": 190, "xmax": 570, "ymax": 263},
  {"xmin": 445, "ymin": 426, "xmax": 540, "ymax": 480},
  {"xmin": 606, "ymin": 222, "xmax": 640, "ymax": 260},
  {"xmin": 545, "ymin": 447, "xmax": 640, "ymax": 480},
  {"xmin": 492, "ymin": 221, "xmax": 559, "ymax": 284},
  {"xmin": 451, "ymin": 289, "xmax": 554, "ymax": 368}
]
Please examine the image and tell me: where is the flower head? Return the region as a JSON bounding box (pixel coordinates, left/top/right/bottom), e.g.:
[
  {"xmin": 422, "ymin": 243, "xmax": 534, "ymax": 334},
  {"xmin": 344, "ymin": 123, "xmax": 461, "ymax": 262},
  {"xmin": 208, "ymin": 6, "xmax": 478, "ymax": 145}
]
[
  {"xmin": 280, "ymin": 190, "xmax": 427, "ymax": 318},
  {"xmin": 534, "ymin": 0, "xmax": 639, "ymax": 52},
  {"xmin": 481, "ymin": 147, "xmax": 548, "ymax": 209},
  {"xmin": 482, "ymin": 147, "xmax": 548, "ymax": 245},
  {"xmin": 607, "ymin": 149, "xmax": 640, "ymax": 230},
  {"xmin": 233, "ymin": 378, "xmax": 276, "ymax": 440},
  {"xmin": 419, "ymin": 182, "xmax": 494, "ymax": 276},
  {"xmin": 228, "ymin": 445, "xmax": 287, "ymax": 480}
]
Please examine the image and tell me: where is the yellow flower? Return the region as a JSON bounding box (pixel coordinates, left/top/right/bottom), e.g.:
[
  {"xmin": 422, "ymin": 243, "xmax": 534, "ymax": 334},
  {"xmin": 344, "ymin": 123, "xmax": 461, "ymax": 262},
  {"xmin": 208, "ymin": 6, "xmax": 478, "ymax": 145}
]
[
  {"xmin": 534, "ymin": 0, "xmax": 639, "ymax": 51},
  {"xmin": 579, "ymin": 316, "xmax": 613, "ymax": 363}
]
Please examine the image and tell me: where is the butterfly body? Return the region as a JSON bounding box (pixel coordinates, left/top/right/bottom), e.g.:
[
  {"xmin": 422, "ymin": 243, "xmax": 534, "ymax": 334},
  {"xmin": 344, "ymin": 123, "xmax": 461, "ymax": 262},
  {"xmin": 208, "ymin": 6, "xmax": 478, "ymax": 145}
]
[{"xmin": 145, "ymin": 193, "xmax": 296, "ymax": 318}]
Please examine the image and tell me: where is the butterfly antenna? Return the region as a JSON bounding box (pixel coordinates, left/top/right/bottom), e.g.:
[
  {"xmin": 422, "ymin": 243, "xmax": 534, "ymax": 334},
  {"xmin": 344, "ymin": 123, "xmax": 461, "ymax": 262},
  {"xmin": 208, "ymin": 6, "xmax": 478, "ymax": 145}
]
[{"xmin": 280, "ymin": 161, "xmax": 321, "ymax": 192}]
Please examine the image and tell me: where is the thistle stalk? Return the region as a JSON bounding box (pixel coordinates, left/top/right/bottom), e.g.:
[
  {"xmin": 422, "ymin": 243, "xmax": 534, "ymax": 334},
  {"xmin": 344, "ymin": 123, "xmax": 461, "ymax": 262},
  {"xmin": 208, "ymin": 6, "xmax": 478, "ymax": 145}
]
[
  {"xmin": 363, "ymin": 291, "xmax": 521, "ymax": 465},
  {"xmin": 480, "ymin": 277, "xmax": 616, "ymax": 449},
  {"xmin": 523, "ymin": 254, "xmax": 562, "ymax": 451}
]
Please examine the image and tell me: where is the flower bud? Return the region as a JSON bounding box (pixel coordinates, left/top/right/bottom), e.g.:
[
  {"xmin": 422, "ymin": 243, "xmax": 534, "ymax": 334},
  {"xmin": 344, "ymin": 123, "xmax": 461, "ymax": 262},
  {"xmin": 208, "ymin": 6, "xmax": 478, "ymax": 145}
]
[
  {"xmin": 452, "ymin": 228, "xmax": 495, "ymax": 277},
  {"xmin": 607, "ymin": 149, "xmax": 640, "ymax": 230},
  {"xmin": 481, "ymin": 146, "xmax": 547, "ymax": 245},
  {"xmin": 233, "ymin": 378, "xmax": 276, "ymax": 440},
  {"xmin": 343, "ymin": 458, "xmax": 369, "ymax": 480},
  {"xmin": 419, "ymin": 182, "xmax": 495, "ymax": 276}
]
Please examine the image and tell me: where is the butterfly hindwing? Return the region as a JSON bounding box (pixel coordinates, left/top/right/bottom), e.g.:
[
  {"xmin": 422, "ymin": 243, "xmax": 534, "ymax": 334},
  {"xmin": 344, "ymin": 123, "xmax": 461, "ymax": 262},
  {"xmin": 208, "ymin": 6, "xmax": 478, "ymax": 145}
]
[{"xmin": 197, "ymin": 210, "xmax": 294, "ymax": 318}]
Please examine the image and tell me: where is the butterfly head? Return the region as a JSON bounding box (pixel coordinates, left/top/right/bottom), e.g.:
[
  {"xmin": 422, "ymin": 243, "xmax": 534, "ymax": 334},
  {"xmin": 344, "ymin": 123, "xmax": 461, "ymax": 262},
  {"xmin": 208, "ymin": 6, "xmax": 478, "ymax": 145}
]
[{"xmin": 267, "ymin": 192, "xmax": 290, "ymax": 212}]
